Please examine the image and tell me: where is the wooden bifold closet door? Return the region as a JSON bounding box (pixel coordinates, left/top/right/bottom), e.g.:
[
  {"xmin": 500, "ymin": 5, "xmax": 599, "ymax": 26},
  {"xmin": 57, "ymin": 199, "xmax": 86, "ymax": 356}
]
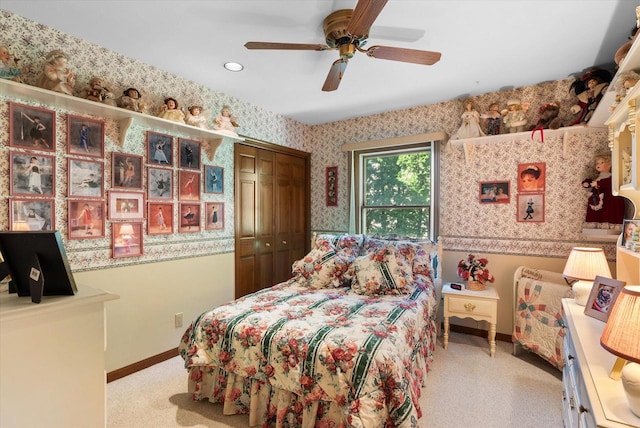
[{"xmin": 234, "ymin": 142, "xmax": 310, "ymax": 298}]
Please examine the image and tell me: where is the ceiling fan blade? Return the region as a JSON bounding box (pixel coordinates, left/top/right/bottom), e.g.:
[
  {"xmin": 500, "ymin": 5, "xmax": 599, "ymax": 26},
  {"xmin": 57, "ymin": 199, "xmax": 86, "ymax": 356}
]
[
  {"xmin": 322, "ymin": 59, "xmax": 348, "ymax": 92},
  {"xmin": 365, "ymin": 45, "xmax": 441, "ymax": 65},
  {"xmin": 244, "ymin": 41, "xmax": 331, "ymax": 51},
  {"xmin": 347, "ymin": 0, "xmax": 389, "ymax": 37}
]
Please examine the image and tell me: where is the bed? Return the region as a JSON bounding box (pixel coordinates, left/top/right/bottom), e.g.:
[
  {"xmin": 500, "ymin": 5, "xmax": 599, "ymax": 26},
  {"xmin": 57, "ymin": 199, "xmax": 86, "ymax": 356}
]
[
  {"xmin": 512, "ymin": 266, "xmax": 572, "ymax": 370},
  {"xmin": 179, "ymin": 234, "xmax": 441, "ymax": 427}
]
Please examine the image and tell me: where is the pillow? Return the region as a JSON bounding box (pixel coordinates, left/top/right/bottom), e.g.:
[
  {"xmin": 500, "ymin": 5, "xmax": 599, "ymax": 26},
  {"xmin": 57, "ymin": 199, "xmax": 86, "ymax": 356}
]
[
  {"xmin": 362, "ymin": 238, "xmax": 416, "ymax": 279},
  {"xmin": 316, "ymin": 234, "xmax": 364, "ymax": 258},
  {"xmin": 291, "ymin": 244, "xmax": 352, "ymax": 289},
  {"xmin": 351, "ymin": 246, "xmax": 412, "ymax": 296}
]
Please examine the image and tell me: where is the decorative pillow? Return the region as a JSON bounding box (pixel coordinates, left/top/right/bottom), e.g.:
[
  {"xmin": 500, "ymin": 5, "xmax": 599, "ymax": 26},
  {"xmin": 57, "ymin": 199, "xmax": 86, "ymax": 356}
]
[
  {"xmin": 291, "ymin": 244, "xmax": 351, "ymax": 289},
  {"xmin": 362, "ymin": 238, "xmax": 416, "ymax": 279},
  {"xmin": 316, "ymin": 233, "xmax": 364, "ymax": 258},
  {"xmin": 351, "ymin": 246, "xmax": 412, "ymax": 296}
]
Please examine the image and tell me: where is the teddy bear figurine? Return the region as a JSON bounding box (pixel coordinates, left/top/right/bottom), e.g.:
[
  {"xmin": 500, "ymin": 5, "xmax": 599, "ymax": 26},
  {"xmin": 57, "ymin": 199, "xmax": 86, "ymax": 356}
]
[
  {"xmin": 79, "ymin": 76, "xmax": 117, "ymax": 106},
  {"xmin": 530, "ymin": 102, "xmax": 563, "ymax": 131}
]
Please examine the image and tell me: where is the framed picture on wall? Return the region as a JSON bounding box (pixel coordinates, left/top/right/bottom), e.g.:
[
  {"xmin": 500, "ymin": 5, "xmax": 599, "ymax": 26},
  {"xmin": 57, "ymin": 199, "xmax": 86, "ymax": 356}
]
[
  {"xmin": 8, "ymin": 102, "xmax": 56, "ymax": 152},
  {"xmin": 517, "ymin": 193, "xmax": 544, "ymax": 222},
  {"xmin": 10, "ymin": 152, "xmax": 56, "ymax": 196},
  {"xmin": 178, "ymin": 170, "xmax": 201, "ymax": 201},
  {"xmin": 68, "ymin": 158, "xmax": 104, "ymax": 199},
  {"xmin": 179, "ymin": 202, "xmax": 201, "ymax": 233},
  {"xmin": 108, "ymin": 190, "xmax": 145, "ymax": 220},
  {"xmin": 147, "ymin": 202, "xmax": 174, "ymax": 235},
  {"xmin": 205, "ymin": 202, "xmax": 224, "ymax": 230},
  {"xmin": 584, "ymin": 276, "xmax": 625, "ymax": 322},
  {"xmin": 326, "ymin": 166, "xmax": 338, "ymax": 206},
  {"xmin": 67, "ymin": 115, "xmax": 105, "ymax": 158},
  {"xmin": 479, "ymin": 181, "xmax": 510, "ymax": 204},
  {"xmin": 147, "ymin": 167, "xmax": 173, "ymax": 200},
  {"xmin": 112, "ymin": 153, "xmax": 143, "ymax": 190},
  {"xmin": 204, "ymin": 165, "xmax": 223, "ymax": 194},
  {"xmin": 9, "ymin": 198, "xmax": 54, "ymax": 231},
  {"xmin": 146, "ymin": 131, "xmax": 173, "ymax": 166},
  {"xmin": 178, "ymin": 138, "xmax": 201, "ymax": 170},
  {"xmin": 517, "ymin": 163, "xmax": 546, "ymax": 192},
  {"xmin": 68, "ymin": 199, "xmax": 105, "ymax": 239},
  {"xmin": 111, "ymin": 221, "xmax": 143, "ymax": 258},
  {"xmin": 621, "ymin": 219, "xmax": 640, "ymax": 248}
]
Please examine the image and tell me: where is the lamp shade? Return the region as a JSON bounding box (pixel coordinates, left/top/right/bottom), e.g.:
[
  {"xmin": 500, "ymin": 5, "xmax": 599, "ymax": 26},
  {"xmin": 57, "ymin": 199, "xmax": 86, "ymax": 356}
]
[
  {"xmin": 601, "ymin": 285, "xmax": 640, "ymax": 364},
  {"xmin": 562, "ymin": 247, "xmax": 612, "ymax": 280},
  {"xmin": 119, "ymin": 224, "xmax": 134, "ymax": 236}
]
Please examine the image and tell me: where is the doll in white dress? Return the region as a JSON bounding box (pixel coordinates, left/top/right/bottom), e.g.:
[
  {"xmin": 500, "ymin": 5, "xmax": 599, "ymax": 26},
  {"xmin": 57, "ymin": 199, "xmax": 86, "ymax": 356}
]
[
  {"xmin": 213, "ymin": 105, "xmax": 239, "ymax": 136},
  {"xmin": 451, "ymin": 99, "xmax": 485, "ymax": 139},
  {"xmin": 185, "ymin": 105, "xmax": 208, "ymax": 129},
  {"xmin": 158, "ymin": 97, "xmax": 185, "ymax": 123}
]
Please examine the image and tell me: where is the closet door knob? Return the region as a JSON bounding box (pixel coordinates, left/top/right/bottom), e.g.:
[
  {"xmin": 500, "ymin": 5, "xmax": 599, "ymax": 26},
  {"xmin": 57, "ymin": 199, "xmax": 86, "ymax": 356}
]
[
  {"xmin": 265, "ymin": 242, "xmax": 271, "ymax": 247},
  {"xmin": 282, "ymin": 240, "xmax": 287, "ymax": 245}
]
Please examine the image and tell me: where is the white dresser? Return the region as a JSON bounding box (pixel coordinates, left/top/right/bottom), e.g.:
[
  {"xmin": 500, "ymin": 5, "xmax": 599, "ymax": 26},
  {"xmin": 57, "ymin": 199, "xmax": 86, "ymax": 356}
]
[
  {"xmin": 562, "ymin": 299, "xmax": 640, "ymax": 428},
  {"xmin": 0, "ymin": 286, "xmax": 119, "ymax": 428}
]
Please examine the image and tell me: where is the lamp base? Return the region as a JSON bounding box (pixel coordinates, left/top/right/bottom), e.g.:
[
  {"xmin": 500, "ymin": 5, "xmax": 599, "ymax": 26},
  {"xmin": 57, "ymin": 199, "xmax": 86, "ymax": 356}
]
[
  {"xmin": 622, "ymin": 362, "xmax": 640, "ymax": 418},
  {"xmin": 572, "ymin": 280, "xmax": 593, "ymax": 306}
]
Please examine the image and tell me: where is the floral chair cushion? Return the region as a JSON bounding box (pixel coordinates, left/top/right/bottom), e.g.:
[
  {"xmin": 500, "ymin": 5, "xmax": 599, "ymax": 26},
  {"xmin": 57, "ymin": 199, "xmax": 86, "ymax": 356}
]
[{"xmin": 351, "ymin": 245, "xmax": 413, "ymax": 296}]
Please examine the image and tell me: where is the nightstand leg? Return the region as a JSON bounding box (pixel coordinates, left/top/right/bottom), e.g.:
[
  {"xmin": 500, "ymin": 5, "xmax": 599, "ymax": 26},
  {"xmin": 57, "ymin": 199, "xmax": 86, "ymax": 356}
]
[
  {"xmin": 489, "ymin": 323, "xmax": 496, "ymax": 357},
  {"xmin": 444, "ymin": 316, "xmax": 450, "ymax": 350}
]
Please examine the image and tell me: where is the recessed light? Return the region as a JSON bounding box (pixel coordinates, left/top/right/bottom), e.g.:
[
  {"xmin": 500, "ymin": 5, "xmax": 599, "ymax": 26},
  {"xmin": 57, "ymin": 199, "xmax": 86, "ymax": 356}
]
[{"xmin": 224, "ymin": 62, "xmax": 244, "ymax": 72}]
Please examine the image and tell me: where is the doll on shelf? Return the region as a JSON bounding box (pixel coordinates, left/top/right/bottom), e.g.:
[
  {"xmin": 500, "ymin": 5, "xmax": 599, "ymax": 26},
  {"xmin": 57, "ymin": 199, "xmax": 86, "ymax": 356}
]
[
  {"xmin": 501, "ymin": 99, "xmax": 529, "ymax": 133},
  {"xmin": 480, "ymin": 102, "xmax": 502, "ymax": 135},
  {"xmin": 157, "ymin": 97, "xmax": 185, "ymax": 124},
  {"xmin": 451, "ymin": 98, "xmax": 485, "ymax": 139},
  {"xmin": 79, "ymin": 77, "xmax": 117, "ymax": 106},
  {"xmin": 185, "ymin": 105, "xmax": 208, "ymax": 129},
  {"xmin": 569, "ymin": 68, "xmax": 612, "ymax": 125},
  {"xmin": 37, "ymin": 49, "xmax": 75, "ymax": 96},
  {"xmin": 116, "ymin": 87, "xmax": 148, "ymax": 114},
  {"xmin": 0, "ymin": 45, "xmax": 30, "ymax": 83},
  {"xmin": 582, "ymin": 152, "xmax": 626, "ymax": 230},
  {"xmin": 213, "ymin": 105, "xmax": 239, "ymax": 136}
]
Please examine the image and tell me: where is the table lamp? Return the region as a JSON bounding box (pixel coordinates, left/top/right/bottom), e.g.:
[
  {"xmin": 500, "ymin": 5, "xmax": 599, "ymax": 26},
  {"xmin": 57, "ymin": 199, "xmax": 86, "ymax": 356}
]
[
  {"xmin": 600, "ymin": 285, "xmax": 640, "ymax": 417},
  {"xmin": 562, "ymin": 247, "xmax": 611, "ymax": 306}
]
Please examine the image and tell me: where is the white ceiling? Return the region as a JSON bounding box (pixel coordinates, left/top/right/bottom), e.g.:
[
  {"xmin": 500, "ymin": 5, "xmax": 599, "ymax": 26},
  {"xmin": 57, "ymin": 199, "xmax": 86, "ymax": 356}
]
[{"xmin": 2, "ymin": 1, "xmax": 637, "ymax": 125}]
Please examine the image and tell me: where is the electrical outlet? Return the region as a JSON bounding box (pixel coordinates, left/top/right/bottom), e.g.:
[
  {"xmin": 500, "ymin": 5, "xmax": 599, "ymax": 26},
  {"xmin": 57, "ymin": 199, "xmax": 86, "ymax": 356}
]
[{"xmin": 174, "ymin": 312, "xmax": 183, "ymax": 328}]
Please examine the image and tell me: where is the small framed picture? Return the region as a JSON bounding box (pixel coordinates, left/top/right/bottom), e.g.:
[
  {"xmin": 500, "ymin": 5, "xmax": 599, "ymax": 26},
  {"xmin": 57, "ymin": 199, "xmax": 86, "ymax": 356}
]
[
  {"xmin": 112, "ymin": 222, "xmax": 143, "ymax": 258},
  {"xmin": 584, "ymin": 276, "xmax": 625, "ymax": 322},
  {"xmin": 9, "ymin": 102, "xmax": 56, "ymax": 152},
  {"xmin": 479, "ymin": 181, "xmax": 510, "ymax": 204},
  {"xmin": 146, "ymin": 131, "xmax": 173, "ymax": 166},
  {"xmin": 10, "ymin": 152, "xmax": 55, "ymax": 196},
  {"xmin": 68, "ymin": 158, "xmax": 104, "ymax": 199},
  {"xmin": 108, "ymin": 190, "xmax": 145, "ymax": 220},
  {"xmin": 205, "ymin": 202, "xmax": 224, "ymax": 230},
  {"xmin": 147, "ymin": 167, "xmax": 173, "ymax": 200},
  {"xmin": 178, "ymin": 170, "xmax": 201, "ymax": 201},
  {"xmin": 179, "ymin": 202, "xmax": 201, "ymax": 233},
  {"xmin": 9, "ymin": 198, "xmax": 54, "ymax": 231},
  {"xmin": 621, "ymin": 219, "xmax": 640, "ymax": 248},
  {"xmin": 67, "ymin": 115, "xmax": 105, "ymax": 158},
  {"xmin": 204, "ymin": 165, "xmax": 224, "ymax": 194},
  {"xmin": 517, "ymin": 193, "xmax": 544, "ymax": 223},
  {"xmin": 178, "ymin": 138, "xmax": 201, "ymax": 170},
  {"xmin": 112, "ymin": 153, "xmax": 143, "ymax": 189},
  {"xmin": 148, "ymin": 202, "xmax": 174, "ymax": 235},
  {"xmin": 68, "ymin": 200, "xmax": 105, "ymax": 239},
  {"xmin": 326, "ymin": 166, "xmax": 338, "ymax": 206},
  {"xmin": 517, "ymin": 163, "xmax": 546, "ymax": 192}
]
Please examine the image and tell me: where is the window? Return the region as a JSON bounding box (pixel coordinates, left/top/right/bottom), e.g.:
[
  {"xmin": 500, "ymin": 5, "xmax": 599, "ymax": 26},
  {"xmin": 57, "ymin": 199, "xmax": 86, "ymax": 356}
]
[{"xmin": 353, "ymin": 143, "xmax": 438, "ymax": 240}]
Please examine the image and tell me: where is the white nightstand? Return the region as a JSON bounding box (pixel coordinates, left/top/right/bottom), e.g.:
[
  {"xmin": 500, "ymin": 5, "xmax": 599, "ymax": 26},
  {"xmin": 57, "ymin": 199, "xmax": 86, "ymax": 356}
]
[{"xmin": 442, "ymin": 283, "xmax": 500, "ymax": 357}]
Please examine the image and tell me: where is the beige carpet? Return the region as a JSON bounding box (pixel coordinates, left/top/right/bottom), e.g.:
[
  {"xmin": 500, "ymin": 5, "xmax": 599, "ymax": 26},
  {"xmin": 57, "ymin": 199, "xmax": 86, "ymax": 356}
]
[{"xmin": 107, "ymin": 332, "xmax": 563, "ymax": 427}]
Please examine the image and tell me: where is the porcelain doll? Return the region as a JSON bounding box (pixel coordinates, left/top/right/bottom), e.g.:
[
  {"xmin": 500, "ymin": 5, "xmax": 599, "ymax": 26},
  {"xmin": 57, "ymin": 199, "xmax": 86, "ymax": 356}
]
[
  {"xmin": 582, "ymin": 152, "xmax": 626, "ymax": 228},
  {"xmin": 117, "ymin": 87, "xmax": 149, "ymax": 114},
  {"xmin": 501, "ymin": 99, "xmax": 529, "ymax": 133},
  {"xmin": 213, "ymin": 105, "xmax": 239, "ymax": 136},
  {"xmin": 158, "ymin": 97, "xmax": 185, "ymax": 123},
  {"xmin": 37, "ymin": 49, "xmax": 75, "ymax": 96},
  {"xmin": 451, "ymin": 98, "xmax": 485, "ymax": 139},
  {"xmin": 480, "ymin": 102, "xmax": 502, "ymax": 135},
  {"xmin": 185, "ymin": 105, "xmax": 208, "ymax": 129},
  {"xmin": 0, "ymin": 45, "xmax": 29, "ymax": 82}
]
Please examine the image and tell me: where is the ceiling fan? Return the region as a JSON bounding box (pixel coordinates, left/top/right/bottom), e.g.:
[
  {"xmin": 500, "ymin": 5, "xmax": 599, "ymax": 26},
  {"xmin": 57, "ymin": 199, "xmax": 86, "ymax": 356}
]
[{"xmin": 244, "ymin": 0, "xmax": 441, "ymax": 92}]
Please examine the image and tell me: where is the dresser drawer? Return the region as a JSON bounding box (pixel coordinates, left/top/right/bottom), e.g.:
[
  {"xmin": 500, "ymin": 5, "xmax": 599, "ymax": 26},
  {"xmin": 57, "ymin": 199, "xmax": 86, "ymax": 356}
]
[{"xmin": 447, "ymin": 295, "xmax": 495, "ymax": 317}]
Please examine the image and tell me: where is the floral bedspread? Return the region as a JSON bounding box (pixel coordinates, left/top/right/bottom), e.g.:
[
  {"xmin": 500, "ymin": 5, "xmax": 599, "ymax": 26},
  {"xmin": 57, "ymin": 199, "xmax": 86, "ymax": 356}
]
[{"xmin": 179, "ymin": 274, "xmax": 438, "ymax": 427}]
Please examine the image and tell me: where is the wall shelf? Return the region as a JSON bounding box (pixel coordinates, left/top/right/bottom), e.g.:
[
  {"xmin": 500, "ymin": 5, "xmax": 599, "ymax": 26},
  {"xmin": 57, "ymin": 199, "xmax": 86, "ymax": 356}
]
[
  {"xmin": 449, "ymin": 125, "xmax": 604, "ymax": 164},
  {"xmin": 0, "ymin": 79, "xmax": 243, "ymax": 158}
]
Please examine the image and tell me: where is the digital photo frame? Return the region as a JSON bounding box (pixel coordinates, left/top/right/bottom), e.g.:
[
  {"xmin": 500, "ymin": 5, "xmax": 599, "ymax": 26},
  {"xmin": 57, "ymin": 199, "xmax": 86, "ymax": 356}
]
[{"xmin": 0, "ymin": 231, "xmax": 77, "ymax": 304}]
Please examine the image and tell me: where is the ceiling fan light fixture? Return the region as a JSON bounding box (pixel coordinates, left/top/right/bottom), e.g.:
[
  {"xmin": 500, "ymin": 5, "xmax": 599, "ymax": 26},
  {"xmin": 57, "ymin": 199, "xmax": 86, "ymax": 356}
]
[{"xmin": 224, "ymin": 62, "xmax": 244, "ymax": 72}]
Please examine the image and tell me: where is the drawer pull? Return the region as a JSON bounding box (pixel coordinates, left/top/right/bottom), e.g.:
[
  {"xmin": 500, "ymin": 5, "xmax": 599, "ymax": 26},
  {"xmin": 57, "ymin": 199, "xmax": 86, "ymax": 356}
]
[{"xmin": 464, "ymin": 303, "xmax": 476, "ymax": 312}]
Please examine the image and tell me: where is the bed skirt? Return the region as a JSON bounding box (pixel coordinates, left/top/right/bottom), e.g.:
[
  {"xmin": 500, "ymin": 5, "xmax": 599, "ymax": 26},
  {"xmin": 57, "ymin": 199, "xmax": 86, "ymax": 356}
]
[{"xmin": 186, "ymin": 336, "xmax": 434, "ymax": 428}]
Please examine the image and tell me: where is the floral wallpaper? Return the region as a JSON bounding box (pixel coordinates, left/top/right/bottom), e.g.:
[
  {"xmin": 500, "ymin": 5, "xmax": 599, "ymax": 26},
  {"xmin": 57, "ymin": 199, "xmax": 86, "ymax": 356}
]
[{"xmin": 1, "ymin": 10, "xmax": 618, "ymax": 272}]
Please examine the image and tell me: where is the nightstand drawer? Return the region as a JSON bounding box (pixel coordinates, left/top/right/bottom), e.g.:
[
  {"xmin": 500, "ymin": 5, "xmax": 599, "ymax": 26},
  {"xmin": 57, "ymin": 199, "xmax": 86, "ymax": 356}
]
[{"xmin": 447, "ymin": 296, "xmax": 495, "ymax": 317}]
